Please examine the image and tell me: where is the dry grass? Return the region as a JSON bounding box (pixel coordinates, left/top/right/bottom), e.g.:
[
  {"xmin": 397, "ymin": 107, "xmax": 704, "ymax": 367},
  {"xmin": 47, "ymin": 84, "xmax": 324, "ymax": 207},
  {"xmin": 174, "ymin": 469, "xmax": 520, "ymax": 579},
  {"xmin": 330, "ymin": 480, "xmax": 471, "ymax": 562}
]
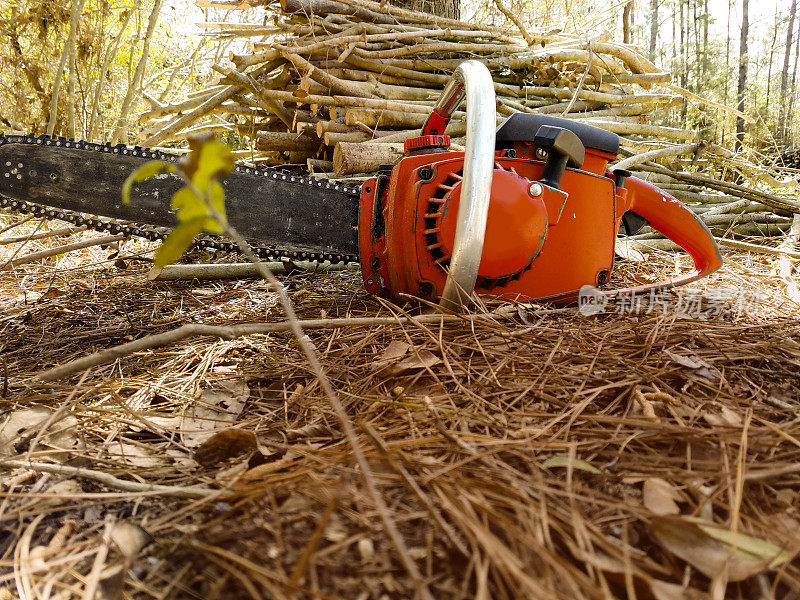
[{"xmin": 1, "ymin": 213, "xmax": 800, "ymax": 599}]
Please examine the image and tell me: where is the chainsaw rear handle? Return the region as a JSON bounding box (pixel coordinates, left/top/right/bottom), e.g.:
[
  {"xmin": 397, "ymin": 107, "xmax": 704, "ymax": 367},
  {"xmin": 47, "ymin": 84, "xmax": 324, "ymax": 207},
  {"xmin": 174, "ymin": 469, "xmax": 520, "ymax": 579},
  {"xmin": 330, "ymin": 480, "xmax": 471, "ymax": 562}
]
[
  {"xmin": 423, "ymin": 60, "xmax": 496, "ymax": 311},
  {"xmin": 607, "ymin": 174, "xmax": 723, "ymax": 296}
]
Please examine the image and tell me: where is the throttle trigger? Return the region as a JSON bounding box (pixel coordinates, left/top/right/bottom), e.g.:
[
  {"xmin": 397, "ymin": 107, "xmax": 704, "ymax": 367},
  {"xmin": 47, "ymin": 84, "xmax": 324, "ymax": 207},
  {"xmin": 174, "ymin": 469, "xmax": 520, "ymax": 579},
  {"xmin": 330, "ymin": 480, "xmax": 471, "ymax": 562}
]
[{"xmin": 621, "ymin": 210, "xmax": 649, "ymax": 236}]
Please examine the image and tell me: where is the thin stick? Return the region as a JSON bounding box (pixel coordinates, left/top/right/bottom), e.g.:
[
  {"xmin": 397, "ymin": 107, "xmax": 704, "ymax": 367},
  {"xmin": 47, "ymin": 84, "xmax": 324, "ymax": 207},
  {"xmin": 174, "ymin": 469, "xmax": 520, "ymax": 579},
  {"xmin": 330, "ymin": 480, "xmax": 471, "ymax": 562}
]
[
  {"xmin": 3, "ymin": 234, "xmax": 123, "ymax": 270},
  {"xmin": 613, "ymin": 143, "xmax": 701, "ymax": 171},
  {"xmin": 36, "ymin": 314, "xmax": 470, "ymax": 381},
  {"xmin": 0, "ymin": 225, "xmax": 87, "ymax": 245},
  {"xmin": 0, "ymin": 460, "xmax": 213, "ymax": 499},
  {"xmin": 0, "ymin": 215, "xmax": 34, "ymax": 236},
  {"xmin": 149, "ymin": 261, "xmax": 357, "ymax": 281},
  {"xmin": 562, "ymin": 43, "xmax": 594, "ymax": 116},
  {"xmin": 715, "ymin": 237, "xmax": 800, "ymax": 259},
  {"xmin": 493, "ymin": 0, "xmax": 534, "ymax": 45}
]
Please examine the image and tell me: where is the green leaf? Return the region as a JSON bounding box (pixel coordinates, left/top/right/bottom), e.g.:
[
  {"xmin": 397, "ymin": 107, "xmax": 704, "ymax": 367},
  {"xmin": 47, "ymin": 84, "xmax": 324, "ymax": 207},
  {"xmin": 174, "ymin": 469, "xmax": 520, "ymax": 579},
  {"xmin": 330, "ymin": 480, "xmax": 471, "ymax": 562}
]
[
  {"xmin": 542, "ymin": 455, "xmax": 601, "ymax": 474},
  {"xmin": 154, "ymin": 217, "xmax": 206, "ymax": 269},
  {"xmin": 122, "ymin": 161, "xmax": 175, "ymax": 205}
]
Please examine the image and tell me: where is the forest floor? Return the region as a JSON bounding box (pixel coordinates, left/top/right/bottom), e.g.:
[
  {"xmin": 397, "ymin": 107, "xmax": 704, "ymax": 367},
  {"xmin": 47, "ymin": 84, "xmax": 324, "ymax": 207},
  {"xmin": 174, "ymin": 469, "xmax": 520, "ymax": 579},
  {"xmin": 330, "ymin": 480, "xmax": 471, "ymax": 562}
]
[{"xmin": 1, "ymin": 216, "xmax": 800, "ymax": 599}]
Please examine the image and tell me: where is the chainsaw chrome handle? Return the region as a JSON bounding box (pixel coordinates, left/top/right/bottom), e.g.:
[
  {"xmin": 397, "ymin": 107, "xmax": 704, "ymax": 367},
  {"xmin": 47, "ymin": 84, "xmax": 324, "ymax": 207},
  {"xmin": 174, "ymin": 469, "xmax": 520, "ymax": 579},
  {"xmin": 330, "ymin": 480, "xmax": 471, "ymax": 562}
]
[{"xmin": 431, "ymin": 60, "xmax": 496, "ymax": 311}]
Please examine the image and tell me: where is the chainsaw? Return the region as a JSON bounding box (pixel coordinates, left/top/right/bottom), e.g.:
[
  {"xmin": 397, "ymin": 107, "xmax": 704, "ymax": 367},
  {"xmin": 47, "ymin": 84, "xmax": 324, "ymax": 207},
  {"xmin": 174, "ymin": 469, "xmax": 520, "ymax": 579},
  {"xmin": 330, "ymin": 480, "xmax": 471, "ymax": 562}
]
[{"xmin": 0, "ymin": 61, "xmax": 721, "ymax": 309}]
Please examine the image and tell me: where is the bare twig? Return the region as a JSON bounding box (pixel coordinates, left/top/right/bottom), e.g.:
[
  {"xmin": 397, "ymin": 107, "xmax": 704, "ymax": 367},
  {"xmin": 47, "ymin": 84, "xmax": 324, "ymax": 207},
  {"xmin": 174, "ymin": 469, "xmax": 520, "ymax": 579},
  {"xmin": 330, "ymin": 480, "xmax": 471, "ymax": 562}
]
[
  {"xmin": 0, "ymin": 460, "xmax": 213, "ymax": 498},
  {"xmin": 0, "ymin": 225, "xmax": 87, "ymax": 245},
  {"xmin": 2, "ymin": 234, "xmax": 123, "ymax": 270}
]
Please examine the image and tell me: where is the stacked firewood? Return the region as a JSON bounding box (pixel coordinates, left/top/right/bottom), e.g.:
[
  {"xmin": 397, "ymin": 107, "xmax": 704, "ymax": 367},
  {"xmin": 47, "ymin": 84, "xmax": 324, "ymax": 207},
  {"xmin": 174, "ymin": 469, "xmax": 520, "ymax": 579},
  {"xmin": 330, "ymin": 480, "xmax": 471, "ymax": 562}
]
[{"xmin": 138, "ymin": 0, "xmax": 799, "ymax": 244}]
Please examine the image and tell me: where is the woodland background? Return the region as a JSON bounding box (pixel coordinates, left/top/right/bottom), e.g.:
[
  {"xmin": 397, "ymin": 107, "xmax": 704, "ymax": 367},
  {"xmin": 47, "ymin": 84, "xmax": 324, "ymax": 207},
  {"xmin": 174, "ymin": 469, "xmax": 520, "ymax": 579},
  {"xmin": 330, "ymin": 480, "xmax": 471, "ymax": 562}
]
[{"xmin": 0, "ymin": 0, "xmax": 798, "ymax": 155}]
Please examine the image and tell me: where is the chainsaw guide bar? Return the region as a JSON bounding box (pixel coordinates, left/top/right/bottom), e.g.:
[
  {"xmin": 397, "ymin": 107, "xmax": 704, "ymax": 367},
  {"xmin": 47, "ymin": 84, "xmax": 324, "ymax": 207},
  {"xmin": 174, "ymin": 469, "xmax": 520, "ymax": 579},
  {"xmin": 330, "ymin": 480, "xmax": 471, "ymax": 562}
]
[{"xmin": 0, "ymin": 133, "xmax": 361, "ymax": 264}]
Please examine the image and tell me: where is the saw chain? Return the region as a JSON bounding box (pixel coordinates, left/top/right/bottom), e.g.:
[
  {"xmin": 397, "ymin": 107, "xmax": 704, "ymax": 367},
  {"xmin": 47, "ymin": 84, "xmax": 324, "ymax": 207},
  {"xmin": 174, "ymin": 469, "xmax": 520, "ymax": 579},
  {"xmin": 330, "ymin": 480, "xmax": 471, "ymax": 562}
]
[{"xmin": 0, "ymin": 132, "xmax": 361, "ymax": 264}]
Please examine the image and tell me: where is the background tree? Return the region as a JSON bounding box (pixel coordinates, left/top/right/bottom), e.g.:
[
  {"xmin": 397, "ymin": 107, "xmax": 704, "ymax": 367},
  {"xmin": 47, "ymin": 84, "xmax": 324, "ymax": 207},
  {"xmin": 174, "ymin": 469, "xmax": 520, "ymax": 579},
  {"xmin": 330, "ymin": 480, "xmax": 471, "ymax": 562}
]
[{"xmin": 735, "ymin": 0, "xmax": 748, "ymax": 151}]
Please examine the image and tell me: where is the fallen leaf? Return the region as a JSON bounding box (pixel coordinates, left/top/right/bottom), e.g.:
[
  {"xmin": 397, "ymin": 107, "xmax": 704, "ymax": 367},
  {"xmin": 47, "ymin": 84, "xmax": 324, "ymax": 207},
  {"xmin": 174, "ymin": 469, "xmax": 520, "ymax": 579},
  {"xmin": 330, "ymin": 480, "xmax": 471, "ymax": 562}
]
[
  {"xmin": 703, "ymin": 405, "xmax": 743, "ymax": 427},
  {"xmin": 664, "ymin": 349, "xmax": 705, "ymax": 369},
  {"xmin": 285, "ymin": 422, "xmax": 333, "ymax": 441},
  {"xmin": 569, "ymin": 543, "xmax": 699, "ymax": 600},
  {"xmin": 542, "ymin": 455, "xmax": 601, "ymax": 474},
  {"xmin": 108, "ymin": 441, "xmax": 163, "ymax": 468},
  {"xmin": 379, "ymin": 341, "xmax": 410, "ymax": 362},
  {"xmin": 643, "ymin": 478, "xmax": 682, "ymax": 515},
  {"xmin": 517, "ymin": 305, "xmax": 536, "ymax": 325},
  {"xmin": 370, "ymin": 341, "xmax": 410, "ymax": 371},
  {"xmin": 194, "ymin": 429, "xmax": 257, "ymax": 467},
  {"xmin": 109, "ymin": 522, "xmax": 152, "ymax": 560},
  {"xmin": 652, "ymin": 515, "xmax": 791, "ymax": 581},
  {"xmin": 664, "ymin": 349, "xmax": 721, "ymax": 383},
  {"xmin": 40, "ymin": 479, "xmax": 83, "ymax": 506},
  {"xmin": 358, "ymin": 537, "xmax": 375, "ymax": 562},
  {"xmin": 181, "ymin": 379, "xmax": 250, "ymax": 447},
  {"xmin": 385, "ymin": 349, "xmax": 441, "ymax": 376},
  {"xmin": 0, "ymin": 407, "xmax": 79, "ymax": 458},
  {"xmin": 0, "ymin": 407, "xmax": 52, "ymax": 456}
]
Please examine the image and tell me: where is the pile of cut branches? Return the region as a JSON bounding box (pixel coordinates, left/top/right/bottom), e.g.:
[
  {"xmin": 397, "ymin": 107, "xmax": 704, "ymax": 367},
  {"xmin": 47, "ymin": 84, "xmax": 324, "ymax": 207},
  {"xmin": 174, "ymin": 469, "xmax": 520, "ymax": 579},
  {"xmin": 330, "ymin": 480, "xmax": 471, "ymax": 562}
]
[
  {"xmin": 139, "ymin": 0, "xmax": 800, "ymax": 247},
  {"xmin": 140, "ymin": 0, "xmax": 687, "ymax": 172}
]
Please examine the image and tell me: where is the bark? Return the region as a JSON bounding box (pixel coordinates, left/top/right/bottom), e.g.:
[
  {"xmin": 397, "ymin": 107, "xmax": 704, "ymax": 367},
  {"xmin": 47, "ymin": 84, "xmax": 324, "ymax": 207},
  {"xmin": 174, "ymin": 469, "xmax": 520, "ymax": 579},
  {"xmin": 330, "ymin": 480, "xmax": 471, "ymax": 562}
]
[
  {"xmin": 649, "ymin": 0, "xmax": 659, "ymax": 61},
  {"xmin": 788, "ymin": 16, "xmax": 800, "ymax": 142},
  {"xmin": 765, "ymin": 6, "xmax": 780, "ymax": 121},
  {"xmin": 780, "ymin": 0, "xmax": 797, "ymax": 142},
  {"xmin": 623, "ymin": 1, "xmax": 633, "ymax": 45},
  {"xmin": 254, "ymin": 131, "xmax": 321, "ymax": 152},
  {"xmin": 280, "ymin": 0, "xmax": 397, "ymax": 23},
  {"xmin": 735, "ymin": 0, "xmax": 749, "ymax": 152}
]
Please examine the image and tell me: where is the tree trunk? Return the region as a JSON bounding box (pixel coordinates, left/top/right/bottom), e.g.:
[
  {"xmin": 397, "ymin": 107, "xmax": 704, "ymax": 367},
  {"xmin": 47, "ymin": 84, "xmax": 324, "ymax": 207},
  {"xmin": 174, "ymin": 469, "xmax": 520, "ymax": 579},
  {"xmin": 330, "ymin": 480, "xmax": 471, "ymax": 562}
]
[
  {"xmin": 735, "ymin": 0, "xmax": 749, "ymax": 152},
  {"xmin": 679, "ymin": 0, "xmax": 688, "ymax": 126},
  {"xmin": 722, "ymin": 0, "xmax": 732, "ymax": 145},
  {"xmin": 788, "ymin": 16, "xmax": 800, "ymax": 143},
  {"xmin": 780, "ymin": 0, "xmax": 797, "ymax": 143},
  {"xmin": 766, "ymin": 5, "xmax": 780, "ymax": 124},
  {"xmin": 623, "ymin": 1, "xmax": 633, "ymax": 44},
  {"xmin": 649, "ymin": 0, "xmax": 658, "ymax": 61}
]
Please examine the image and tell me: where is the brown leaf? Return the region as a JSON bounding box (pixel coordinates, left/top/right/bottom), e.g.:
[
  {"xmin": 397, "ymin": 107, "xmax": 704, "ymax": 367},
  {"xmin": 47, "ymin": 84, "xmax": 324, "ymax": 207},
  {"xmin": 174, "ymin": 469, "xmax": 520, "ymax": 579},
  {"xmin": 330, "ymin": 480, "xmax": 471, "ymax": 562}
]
[
  {"xmin": 703, "ymin": 405, "xmax": 742, "ymax": 427},
  {"xmin": 642, "ymin": 478, "xmax": 681, "ymax": 515},
  {"xmin": 181, "ymin": 379, "xmax": 250, "ymax": 447},
  {"xmin": 370, "ymin": 340, "xmax": 410, "ymax": 371},
  {"xmin": 664, "ymin": 349, "xmax": 721, "ymax": 383},
  {"xmin": 652, "ymin": 515, "xmax": 791, "ymax": 582},
  {"xmin": 385, "ymin": 349, "xmax": 441, "ymax": 376},
  {"xmin": 194, "ymin": 429, "xmax": 257, "ymax": 467},
  {"xmin": 109, "ymin": 522, "xmax": 152, "ymax": 560},
  {"xmin": 664, "ymin": 349, "xmax": 705, "ymax": 369}
]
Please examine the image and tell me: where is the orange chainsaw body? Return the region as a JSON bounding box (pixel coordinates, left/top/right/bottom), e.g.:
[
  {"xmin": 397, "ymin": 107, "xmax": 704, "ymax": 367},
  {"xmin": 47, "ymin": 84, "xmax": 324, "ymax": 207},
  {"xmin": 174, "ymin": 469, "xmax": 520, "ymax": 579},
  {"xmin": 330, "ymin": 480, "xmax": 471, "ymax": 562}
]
[{"xmin": 359, "ymin": 114, "xmax": 722, "ymax": 304}]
